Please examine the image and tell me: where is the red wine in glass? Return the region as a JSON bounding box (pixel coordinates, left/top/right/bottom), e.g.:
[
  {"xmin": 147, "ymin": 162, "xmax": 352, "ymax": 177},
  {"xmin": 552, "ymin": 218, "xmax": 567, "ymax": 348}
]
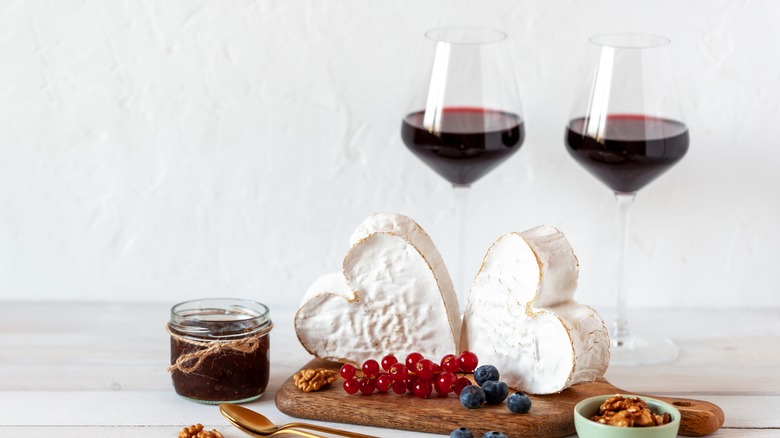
[
  {"xmin": 565, "ymin": 114, "xmax": 689, "ymax": 194},
  {"xmin": 402, "ymin": 107, "xmax": 525, "ymax": 186}
]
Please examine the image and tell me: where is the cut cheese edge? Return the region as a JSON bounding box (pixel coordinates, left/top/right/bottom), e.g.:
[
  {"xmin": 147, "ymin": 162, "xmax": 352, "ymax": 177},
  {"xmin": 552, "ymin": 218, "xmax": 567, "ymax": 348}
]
[
  {"xmin": 461, "ymin": 225, "xmax": 610, "ymax": 394},
  {"xmin": 295, "ymin": 212, "xmax": 460, "ymax": 365}
]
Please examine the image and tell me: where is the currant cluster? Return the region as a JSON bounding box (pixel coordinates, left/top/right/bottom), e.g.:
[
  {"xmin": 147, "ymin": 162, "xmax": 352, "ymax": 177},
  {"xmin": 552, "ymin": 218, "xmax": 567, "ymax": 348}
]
[{"xmin": 340, "ymin": 351, "xmax": 479, "ymax": 398}]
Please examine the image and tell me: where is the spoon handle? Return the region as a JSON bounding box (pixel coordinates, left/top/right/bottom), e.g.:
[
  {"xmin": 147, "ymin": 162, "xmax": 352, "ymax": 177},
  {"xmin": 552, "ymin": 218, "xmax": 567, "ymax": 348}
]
[
  {"xmin": 280, "ymin": 423, "xmax": 378, "ymax": 438},
  {"xmin": 271, "ymin": 428, "xmax": 324, "ymax": 438},
  {"xmin": 228, "ymin": 420, "xmax": 324, "ymax": 438}
]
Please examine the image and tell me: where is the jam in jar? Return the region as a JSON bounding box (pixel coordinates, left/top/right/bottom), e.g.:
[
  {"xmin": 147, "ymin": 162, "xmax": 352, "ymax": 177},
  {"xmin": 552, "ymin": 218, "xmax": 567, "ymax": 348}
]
[{"xmin": 168, "ymin": 298, "xmax": 272, "ymax": 404}]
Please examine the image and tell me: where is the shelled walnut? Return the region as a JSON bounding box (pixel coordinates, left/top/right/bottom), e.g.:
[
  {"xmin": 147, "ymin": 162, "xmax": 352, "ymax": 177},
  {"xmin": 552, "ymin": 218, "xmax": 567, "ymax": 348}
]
[
  {"xmin": 294, "ymin": 368, "xmax": 339, "ymax": 392},
  {"xmin": 178, "ymin": 423, "xmax": 224, "ymax": 438},
  {"xmin": 591, "ymin": 395, "xmax": 672, "ymax": 427}
]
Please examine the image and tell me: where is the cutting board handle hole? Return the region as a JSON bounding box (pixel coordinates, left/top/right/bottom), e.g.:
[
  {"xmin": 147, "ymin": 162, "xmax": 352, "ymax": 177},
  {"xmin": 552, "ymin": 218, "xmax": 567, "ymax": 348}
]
[{"xmin": 673, "ymin": 401, "xmax": 693, "ymax": 407}]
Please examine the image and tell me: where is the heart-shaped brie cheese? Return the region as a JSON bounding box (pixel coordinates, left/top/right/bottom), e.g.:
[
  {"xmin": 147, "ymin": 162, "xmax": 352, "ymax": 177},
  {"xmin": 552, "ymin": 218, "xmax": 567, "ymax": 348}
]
[
  {"xmin": 295, "ymin": 212, "xmax": 461, "ymax": 364},
  {"xmin": 461, "ymin": 225, "xmax": 610, "ymax": 394}
]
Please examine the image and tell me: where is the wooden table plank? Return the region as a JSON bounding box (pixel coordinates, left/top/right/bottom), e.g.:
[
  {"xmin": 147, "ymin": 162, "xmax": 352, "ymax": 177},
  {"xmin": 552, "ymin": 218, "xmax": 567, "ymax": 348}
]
[
  {"xmin": 1, "ymin": 302, "xmax": 779, "ymax": 437},
  {"xmin": 1, "ymin": 427, "xmax": 779, "ymax": 438}
]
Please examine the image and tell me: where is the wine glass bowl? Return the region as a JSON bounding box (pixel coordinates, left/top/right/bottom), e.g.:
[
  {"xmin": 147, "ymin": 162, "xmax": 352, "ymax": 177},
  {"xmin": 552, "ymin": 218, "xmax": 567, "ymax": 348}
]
[
  {"xmin": 566, "ymin": 34, "xmax": 689, "ymax": 195},
  {"xmin": 401, "ymin": 26, "xmax": 525, "ymax": 188},
  {"xmin": 565, "ymin": 33, "xmax": 689, "ymax": 366}
]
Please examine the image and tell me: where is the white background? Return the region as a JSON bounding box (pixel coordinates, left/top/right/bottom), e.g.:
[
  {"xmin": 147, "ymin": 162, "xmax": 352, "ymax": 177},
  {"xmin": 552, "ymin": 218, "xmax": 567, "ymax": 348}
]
[{"xmin": 1, "ymin": 0, "xmax": 778, "ymax": 313}]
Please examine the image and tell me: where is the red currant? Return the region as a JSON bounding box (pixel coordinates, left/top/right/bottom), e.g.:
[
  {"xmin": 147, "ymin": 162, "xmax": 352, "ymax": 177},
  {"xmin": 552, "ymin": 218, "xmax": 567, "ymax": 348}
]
[
  {"xmin": 375, "ymin": 373, "xmax": 392, "ymax": 392},
  {"xmin": 343, "ymin": 377, "xmax": 360, "ymax": 394},
  {"xmin": 453, "ymin": 377, "xmax": 472, "ymax": 395},
  {"xmin": 380, "ymin": 354, "xmax": 398, "ymax": 371},
  {"xmin": 415, "ymin": 358, "xmax": 437, "ymax": 380},
  {"xmin": 340, "ymin": 363, "xmax": 357, "ymax": 379},
  {"xmin": 359, "ymin": 377, "xmax": 375, "ymax": 395},
  {"xmin": 440, "ymin": 354, "xmax": 460, "ymax": 373},
  {"xmin": 391, "ymin": 381, "xmax": 407, "ymax": 394},
  {"xmin": 435, "ymin": 371, "xmax": 457, "ymax": 395},
  {"xmin": 458, "ymin": 351, "xmax": 479, "ymax": 373},
  {"xmin": 362, "ymin": 359, "xmax": 380, "ymax": 378},
  {"xmin": 405, "ymin": 352, "xmax": 424, "ymax": 370},
  {"xmin": 406, "ymin": 374, "xmax": 419, "ymax": 393},
  {"xmin": 412, "ymin": 379, "xmax": 432, "ymax": 398},
  {"xmin": 388, "ymin": 363, "xmax": 409, "ymax": 382}
]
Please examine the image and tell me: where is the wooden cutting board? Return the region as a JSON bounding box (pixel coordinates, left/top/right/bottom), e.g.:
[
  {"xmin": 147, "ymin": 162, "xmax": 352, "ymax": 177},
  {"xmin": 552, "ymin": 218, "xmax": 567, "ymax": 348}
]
[{"xmin": 275, "ymin": 359, "xmax": 724, "ymax": 437}]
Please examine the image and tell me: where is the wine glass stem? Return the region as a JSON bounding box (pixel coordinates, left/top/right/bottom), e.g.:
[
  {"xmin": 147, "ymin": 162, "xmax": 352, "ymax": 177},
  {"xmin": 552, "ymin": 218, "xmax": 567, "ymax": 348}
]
[
  {"xmin": 454, "ymin": 184, "xmax": 470, "ymax": 308},
  {"xmin": 613, "ymin": 192, "xmax": 636, "ymax": 348}
]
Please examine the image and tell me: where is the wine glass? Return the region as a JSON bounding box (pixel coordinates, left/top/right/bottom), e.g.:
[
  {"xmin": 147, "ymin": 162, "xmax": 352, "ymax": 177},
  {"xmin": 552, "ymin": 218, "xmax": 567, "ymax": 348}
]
[
  {"xmin": 565, "ymin": 33, "xmax": 689, "ymax": 365},
  {"xmin": 401, "ymin": 26, "xmax": 525, "ymax": 304}
]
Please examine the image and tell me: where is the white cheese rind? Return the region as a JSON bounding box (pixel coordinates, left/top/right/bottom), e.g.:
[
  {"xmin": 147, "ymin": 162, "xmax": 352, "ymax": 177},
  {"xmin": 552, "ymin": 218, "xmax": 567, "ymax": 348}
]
[
  {"xmin": 348, "ymin": 212, "xmax": 460, "ymax": 338},
  {"xmin": 461, "ymin": 225, "xmax": 610, "ymax": 394},
  {"xmin": 295, "ymin": 212, "xmax": 460, "ymax": 365},
  {"xmin": 520, "ymin": 225, "xmax": 579, "ymax": 308}
]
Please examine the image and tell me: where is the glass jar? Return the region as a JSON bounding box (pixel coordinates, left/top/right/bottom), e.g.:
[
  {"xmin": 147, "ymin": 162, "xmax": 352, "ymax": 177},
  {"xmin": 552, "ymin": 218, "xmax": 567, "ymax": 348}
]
[{"xmin": 168, "ymin": 298, "xmax": 272, "ymax": 404}]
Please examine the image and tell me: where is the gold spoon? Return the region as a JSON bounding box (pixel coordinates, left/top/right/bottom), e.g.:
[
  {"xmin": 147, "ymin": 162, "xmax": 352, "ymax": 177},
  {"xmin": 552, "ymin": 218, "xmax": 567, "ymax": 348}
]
[
  {"xmin": 219, "ymin": 403, "xmax": 378, "ymax": 438},
  {"xmin": 223, "ymin": 416, "xmax": 322, "ymax": 438}
]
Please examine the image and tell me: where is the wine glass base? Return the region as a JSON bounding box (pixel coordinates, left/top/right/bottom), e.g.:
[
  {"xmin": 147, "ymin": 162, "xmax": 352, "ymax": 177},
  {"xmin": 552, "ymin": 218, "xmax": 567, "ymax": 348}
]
[{"xmin": 609, "ymin": 335, "xmax": 678, "ymax": 366}]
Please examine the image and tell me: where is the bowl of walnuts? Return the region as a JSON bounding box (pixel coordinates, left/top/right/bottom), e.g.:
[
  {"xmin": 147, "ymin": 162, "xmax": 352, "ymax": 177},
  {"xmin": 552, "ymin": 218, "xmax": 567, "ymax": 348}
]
[{"xmin": 574, "ymin": 394, "xmax": 681, "ymax": 438}]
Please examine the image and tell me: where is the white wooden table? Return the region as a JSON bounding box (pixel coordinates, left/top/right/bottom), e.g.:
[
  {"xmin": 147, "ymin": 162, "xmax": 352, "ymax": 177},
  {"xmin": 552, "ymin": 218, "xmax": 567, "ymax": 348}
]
[{"xmin": 1, "ymin": 302, "xmax": 778, "ymax": 437}]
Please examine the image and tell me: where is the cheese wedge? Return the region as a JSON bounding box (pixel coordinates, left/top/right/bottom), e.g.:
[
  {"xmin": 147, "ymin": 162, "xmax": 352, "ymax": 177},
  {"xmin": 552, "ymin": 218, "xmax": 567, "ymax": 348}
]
[
  {"xmin": 295, "ymin": 212, "xmax": 460, "ymax": 365},
  {"xmin": 461, "ymin": 225, "xmax": 610, "ymax": 394}
]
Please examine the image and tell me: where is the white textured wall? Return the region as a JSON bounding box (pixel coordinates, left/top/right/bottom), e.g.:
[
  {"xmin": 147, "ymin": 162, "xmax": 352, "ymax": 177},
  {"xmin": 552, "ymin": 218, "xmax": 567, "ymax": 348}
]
[{"xmin": 1, "ymin": 0, "xmax": 778, "ymax": 312}]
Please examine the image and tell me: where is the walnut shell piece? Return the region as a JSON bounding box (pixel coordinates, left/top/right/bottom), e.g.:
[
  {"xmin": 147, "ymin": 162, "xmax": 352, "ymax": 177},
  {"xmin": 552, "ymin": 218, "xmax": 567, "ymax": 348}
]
[
  {"xmin": 178, "ymin": 423, "xmax": 224, "ymax": 438},
  {"xmin": 293, "ymin": 368, "xmax": 339, "ymax": 392}
]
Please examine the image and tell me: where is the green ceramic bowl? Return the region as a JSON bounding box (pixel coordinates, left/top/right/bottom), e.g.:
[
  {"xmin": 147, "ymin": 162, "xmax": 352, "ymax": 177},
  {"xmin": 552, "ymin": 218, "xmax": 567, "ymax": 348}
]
[{"xmin": 574, "ymin": 394, "xmax": 681, "ymax": 438}]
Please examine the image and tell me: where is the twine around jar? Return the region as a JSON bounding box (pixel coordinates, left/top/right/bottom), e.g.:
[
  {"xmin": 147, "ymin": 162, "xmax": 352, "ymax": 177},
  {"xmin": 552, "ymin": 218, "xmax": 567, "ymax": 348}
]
[{"xmin": 166, "ymin": 323, "xmax": 273, "ymax": 374}]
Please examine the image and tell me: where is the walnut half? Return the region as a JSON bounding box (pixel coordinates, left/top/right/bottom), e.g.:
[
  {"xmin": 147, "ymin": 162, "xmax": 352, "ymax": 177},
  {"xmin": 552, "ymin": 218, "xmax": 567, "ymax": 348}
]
[
  {"xmin": 178, "ymin": 423, "xmax": 224, "ymax": 438},
  {"xmin": 293, "ymin": 368, "xmax": 339, "ymax": 392}
]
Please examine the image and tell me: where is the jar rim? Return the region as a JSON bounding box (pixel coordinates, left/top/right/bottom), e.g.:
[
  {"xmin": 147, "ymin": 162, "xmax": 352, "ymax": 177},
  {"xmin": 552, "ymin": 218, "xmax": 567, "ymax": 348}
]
[{"xmin": 169, "ymin": 298, "xmax": 271, "ymax": 340}]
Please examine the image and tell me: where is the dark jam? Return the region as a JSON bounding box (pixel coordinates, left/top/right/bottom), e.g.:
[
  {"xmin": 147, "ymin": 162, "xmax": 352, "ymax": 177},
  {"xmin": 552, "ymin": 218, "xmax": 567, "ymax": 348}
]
[{"xmin": 168, "ymin": 299, "xmax": 272, "ymax": 404}]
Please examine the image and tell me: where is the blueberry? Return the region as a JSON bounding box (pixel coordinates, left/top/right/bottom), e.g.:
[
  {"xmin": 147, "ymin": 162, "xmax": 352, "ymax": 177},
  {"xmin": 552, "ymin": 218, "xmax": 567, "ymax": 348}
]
[
  {"xmin": 459, "ymin": 384, "xmax": 486, "ymax": 409},
  {"xmin": 482, "ymin": 432, "xmax": 507, "ymax": 438},
  {"xmin": 507, "ymin": 391, "xmax": 532, "ymax": 413},
  {"xmin": 474, "ymin": 364, "xmax": 500, "ymax": 386},
  {"xmin": 482, "ymin": 380, "xmax": 509, "ymax": 404},
  {"xmin": 449, "ymin": 427, "xmax": 474, "ymax": 438}
]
